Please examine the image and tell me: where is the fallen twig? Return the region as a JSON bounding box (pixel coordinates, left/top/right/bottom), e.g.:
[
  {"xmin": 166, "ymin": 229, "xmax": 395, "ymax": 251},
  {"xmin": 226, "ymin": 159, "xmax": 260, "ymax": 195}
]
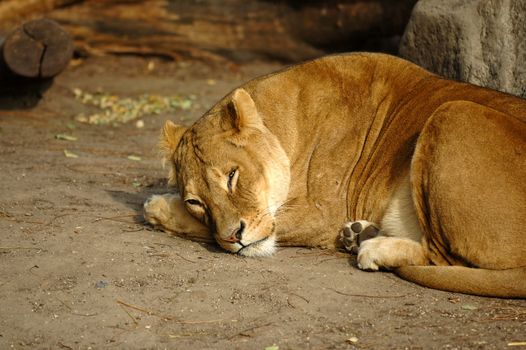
[
  {"xmin": 0, "ymin": 209, "xmax": 46, "ymax": 224},
  {"xmin": 150, "ymin": 243, "xmax": 200, "ymax": 263},
  {"xmin": 28, "ymin": 265, "xmax": 40, "ymax": 276},
  {"xmin": 117, "ymin": 300, "xmax": 156, "ymax": 316},
  {"xmin": 289, "ymin": 292, "xmax": 310, "ymax": 304},
  {"xmin": 508, "ymin": 342, "xmax": 526, "ymax": 347},
  {"xmin": 176, "ymin": 319, "xmax": 228, "ymax": 325},
  {"xmin": 148, "ymin": 253, "xmax": 170, "ymax": 258},
  {"xmin": 54, "ymin": 296, "xmax": 98, "ymax": 317},
  {"xmin": 118, "ymin": 304, "xmax": 139, "ymax": 325},
  {"xmin": 314, "ymin": 256, "xmax": 348, "ymax": 265},
  {"xmin": 58, "ymin": 342, "xmax": 74, "ymax": 350},
  {"xmin": 173, "ymin": 251, "xmax": 198, "ymax": 263},
  {"xmin": 116, "ymin": 299, "xmax": 233, "ymax": 324},
  {"xmin": 0, "ymin": 217, "xmax": 46, "ymax": 225},
  {"xmin": 228, "ymin": 322, "xmax": 274, "ymax": 340},
  {"xmin": 93, "ymin": 214, "xmax": 139, "ymax": 224},
  {"xmin": 45, "ymin": 213, "xmax": 74, "ymax": 226},
  {"xmin": 162, "ymin": 331, "xmax": 209, "ymax": 338},
  {"xmin": 479, "ymin": 306, "xmax": 526, "ymax": 322},
  {"xmin": 0, "ymin": 246, "xmax": 43, "ymax": 251},
  {"xmin": 122, "ymin": 226, "xmax": 148, "ymax": 233},
  {"xmin": 327, "ymin": 287, "xmax": 409, "ymax": 299}
]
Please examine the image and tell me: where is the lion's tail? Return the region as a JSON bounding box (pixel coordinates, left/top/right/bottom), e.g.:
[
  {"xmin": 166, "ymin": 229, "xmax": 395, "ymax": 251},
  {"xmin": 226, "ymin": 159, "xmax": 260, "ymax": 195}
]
[{"xmin": 395, "ymin": 265, "xmax": 526, "ymax": 298}]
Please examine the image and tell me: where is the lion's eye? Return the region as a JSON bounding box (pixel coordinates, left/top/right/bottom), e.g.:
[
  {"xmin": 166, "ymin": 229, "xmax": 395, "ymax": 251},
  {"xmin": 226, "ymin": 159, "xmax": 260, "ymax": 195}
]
[
  {"xmin": 185, "ymin": 199, "xmax": 202, "ymax": 206},
  {"xmin": 227, "ymin": 168, "xmax": 238, "ymax": 192}
]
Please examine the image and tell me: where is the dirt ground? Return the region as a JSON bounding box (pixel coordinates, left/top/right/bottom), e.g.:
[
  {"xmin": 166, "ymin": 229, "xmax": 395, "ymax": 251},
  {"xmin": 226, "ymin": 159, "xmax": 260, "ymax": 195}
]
[{"xmin": 0, "ymin": 55, "xmax": 524, "ymax": 350}]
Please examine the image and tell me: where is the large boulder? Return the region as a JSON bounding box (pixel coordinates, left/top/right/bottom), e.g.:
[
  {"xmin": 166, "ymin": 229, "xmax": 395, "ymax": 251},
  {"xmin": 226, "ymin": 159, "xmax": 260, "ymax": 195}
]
[{"xmin": 399, "ymin": 0, "xmax": 526, "ymax": 98}]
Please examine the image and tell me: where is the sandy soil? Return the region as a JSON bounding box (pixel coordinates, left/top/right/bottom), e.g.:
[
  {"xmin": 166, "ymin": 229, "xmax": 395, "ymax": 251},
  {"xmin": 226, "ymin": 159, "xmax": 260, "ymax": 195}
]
[{"xmin": 0, "ymin": 56, "xmax": 524, "ymax": 350}]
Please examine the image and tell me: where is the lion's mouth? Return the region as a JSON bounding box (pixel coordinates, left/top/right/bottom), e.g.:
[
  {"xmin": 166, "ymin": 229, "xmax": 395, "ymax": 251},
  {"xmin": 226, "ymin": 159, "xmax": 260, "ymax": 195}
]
[
  {"xmin": 237, "ymin": 236, "xmax": 268, "ymax": 252},
  {"xmin": 215, "ymin": 221, "xmax": 276, "ymax": 257},
  {"xmin": 236, "ymin": 235, "xmax": 276, "ymax": 257}
]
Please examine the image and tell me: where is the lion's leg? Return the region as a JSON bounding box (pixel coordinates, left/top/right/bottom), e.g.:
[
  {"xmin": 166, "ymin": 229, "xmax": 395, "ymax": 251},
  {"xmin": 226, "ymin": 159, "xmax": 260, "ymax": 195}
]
[
  {"xmin": 350, "ymin": 173, "xmax": 429, "ymax": 270},
  {"xmin": 340, "ymin": 174, "xmax": 424, "ymax": 261},
  {"xmin": 343, "ymin": 174, "xmax": 428, "ymax": 270},
  {"xmin": 380, "ymin": 174, "xmax": 423, "ymax": 242},
  {"xmin": 343, "ymin": 101, "xmax": 526, "ymax": 273},
  {"xmin": 143, "ymin": 193, "xmax": 213, "ymax": 242},
  {"xmin": 410, "ymin": 101, "xmax": 526, "ymax": 268}
]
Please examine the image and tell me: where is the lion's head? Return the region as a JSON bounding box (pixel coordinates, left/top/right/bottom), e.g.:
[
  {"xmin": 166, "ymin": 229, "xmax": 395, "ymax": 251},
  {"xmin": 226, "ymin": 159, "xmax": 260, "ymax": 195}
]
[{"xmin": 160, "ymin": 89, "xmax": 290, "ymax": 256}]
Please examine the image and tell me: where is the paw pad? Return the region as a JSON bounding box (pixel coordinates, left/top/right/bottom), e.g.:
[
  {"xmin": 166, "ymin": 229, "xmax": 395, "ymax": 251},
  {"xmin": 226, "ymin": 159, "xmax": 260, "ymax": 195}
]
[{"xmin": 340, "ymin": 220, "xmax": 380, "ymax": 254}]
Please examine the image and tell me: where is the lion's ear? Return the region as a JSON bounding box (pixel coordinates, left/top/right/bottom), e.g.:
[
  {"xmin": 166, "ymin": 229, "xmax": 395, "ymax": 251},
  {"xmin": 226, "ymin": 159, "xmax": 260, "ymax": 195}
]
[
  {"xmin": 160, "ymin": 120, "xmax": 186, "ymax": 160},
  {"xmin": 159, "ymin": 121, "xmax": 186, "ymax": 184},
  {"xmin": 228, "ymin": 88, "xmax": 264, "ymax": 132}
]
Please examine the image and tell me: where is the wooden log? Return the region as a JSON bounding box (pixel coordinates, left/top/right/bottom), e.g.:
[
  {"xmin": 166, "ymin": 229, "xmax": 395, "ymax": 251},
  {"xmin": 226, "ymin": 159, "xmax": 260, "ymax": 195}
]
[
  {"xmin": 46, "ymin": 0, "xmax": 417, "ymax": 63},
  {"xmin": 1, "ymin": 18, "xmax": 73, "ymax": 79}
]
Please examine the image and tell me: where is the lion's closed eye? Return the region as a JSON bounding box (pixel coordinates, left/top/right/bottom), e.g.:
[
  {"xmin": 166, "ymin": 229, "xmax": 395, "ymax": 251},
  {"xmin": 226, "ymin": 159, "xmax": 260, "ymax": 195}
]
[
  {"xmin": 227, "ymin": 167, "xmax": 239, "ymax": 192},
  {"xmin": 185, "ymin": 199, "xmax": 201, "ymax": 206}
]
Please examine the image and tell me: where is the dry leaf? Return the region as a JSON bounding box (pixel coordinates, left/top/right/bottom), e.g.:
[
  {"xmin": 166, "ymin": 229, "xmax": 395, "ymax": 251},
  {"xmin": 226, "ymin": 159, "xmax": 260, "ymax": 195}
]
[
  {"xmin": 347, "ymin": 337, "xmax": 358, "ymax": 344},
  {"xmin": 56, "ymin": 134, "xmax": 78, "ymax": 141},
  {"xmin": 72, "ymin": 88, "xmax": 194, "ymax": 125},
  {"xmin": 64, "ymin": 150, "xmax": 79, "ymax": 158},
  {"xmin": 461, "ymin": 304, "xmax": 478, "ymax": 310}
]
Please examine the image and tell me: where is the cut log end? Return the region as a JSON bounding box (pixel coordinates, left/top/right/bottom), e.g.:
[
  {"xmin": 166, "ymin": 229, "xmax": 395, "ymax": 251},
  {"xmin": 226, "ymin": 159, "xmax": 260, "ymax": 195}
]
[{"xmin": 2, "ymin": 18, "xmax": 73, "ymax": 79}]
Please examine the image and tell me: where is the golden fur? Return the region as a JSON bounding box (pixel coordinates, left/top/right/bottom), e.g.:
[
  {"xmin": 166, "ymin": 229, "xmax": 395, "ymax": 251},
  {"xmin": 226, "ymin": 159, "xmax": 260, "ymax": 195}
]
[{"xmin": 144, "ymin": 53, "xmax": 526, "ymax": 298}]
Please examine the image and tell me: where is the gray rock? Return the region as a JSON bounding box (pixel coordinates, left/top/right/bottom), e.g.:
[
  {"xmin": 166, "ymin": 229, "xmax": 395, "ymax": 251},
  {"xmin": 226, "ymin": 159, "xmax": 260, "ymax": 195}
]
[
  {"xmin": 95, "ymin": 280, "xmax": 108, "ymax": 289},
  {"xmin": 399, "ymin": 0, "xmax": 526, "ymax": 98}
]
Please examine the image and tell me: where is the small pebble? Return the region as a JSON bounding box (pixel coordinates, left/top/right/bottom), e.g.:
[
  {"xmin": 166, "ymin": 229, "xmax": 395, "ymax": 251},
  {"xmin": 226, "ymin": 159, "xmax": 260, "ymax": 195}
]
[{"xmin": 95, "ymin": 280, "xmax": 108, "ymax": 289}]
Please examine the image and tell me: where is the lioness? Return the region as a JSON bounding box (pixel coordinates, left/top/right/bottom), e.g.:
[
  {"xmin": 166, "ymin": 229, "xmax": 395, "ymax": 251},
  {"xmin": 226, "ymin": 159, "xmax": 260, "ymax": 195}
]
[{"xmin": 144, "ymin": 53, "xmax": 526, "ymax": 298}]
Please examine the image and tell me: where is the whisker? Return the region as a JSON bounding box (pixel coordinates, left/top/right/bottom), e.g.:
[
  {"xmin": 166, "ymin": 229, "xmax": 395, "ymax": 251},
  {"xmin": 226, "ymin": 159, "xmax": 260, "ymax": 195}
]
[
  {"xmin": 274, "ymin": 198, "xmax": 302, "ymax": 215},
  {"xmin": 257, "ymin": 198, "xmax": 302, "ymax": 222}
]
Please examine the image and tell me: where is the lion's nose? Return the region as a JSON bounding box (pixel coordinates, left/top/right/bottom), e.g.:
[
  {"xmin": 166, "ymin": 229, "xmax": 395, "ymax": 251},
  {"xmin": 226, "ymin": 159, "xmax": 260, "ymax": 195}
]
[{"xmin": 227, "ymin": 220, "xmax": 246, "ymax": 242}]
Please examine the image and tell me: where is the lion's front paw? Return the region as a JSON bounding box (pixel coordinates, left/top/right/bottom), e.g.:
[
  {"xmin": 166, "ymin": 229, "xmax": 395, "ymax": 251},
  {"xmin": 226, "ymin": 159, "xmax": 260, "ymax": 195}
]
[
  {"xmin": 356, "ymin": 237, "xmax": 389, "ymax": 271},
  {"xmin": 357, "ymin": 236, "xmax": 426, "ymax": 271},
  {"xmin": 340, "ymin": 220, "xmax": 380, "ymax": 254},
  {"xmin": 142, "ymin": 193, "xmax": 211, "ymax": 241},
  {"xmin": 143, "ymin": 194, "xmax": 173, "ymax": 226}
]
